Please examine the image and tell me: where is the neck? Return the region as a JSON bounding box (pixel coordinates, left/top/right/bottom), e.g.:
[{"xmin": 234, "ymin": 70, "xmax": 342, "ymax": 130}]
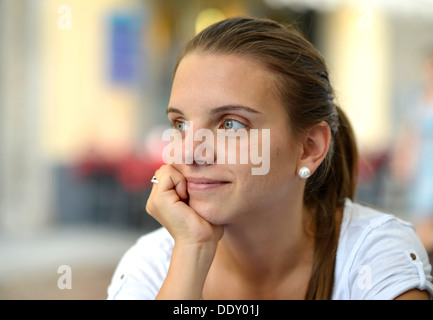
[{"xmin": 215, "ymin": 196, "xmax": 315, "ymax": 285}]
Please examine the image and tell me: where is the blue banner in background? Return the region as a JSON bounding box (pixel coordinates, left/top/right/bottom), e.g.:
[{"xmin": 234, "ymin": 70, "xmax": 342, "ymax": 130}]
[{"xmin": 108, "ymin": 11, "xmax": 143, "ymax": 85}]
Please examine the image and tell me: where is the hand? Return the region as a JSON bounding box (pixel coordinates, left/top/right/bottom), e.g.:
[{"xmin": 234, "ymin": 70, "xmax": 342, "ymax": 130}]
[
  {"xmin": 147, "ymin": 165, "xmax": 224, "ymax": 299},
  {"xmin": 146, "ymin": 165, "xmax": 224, "ymax": 247}
]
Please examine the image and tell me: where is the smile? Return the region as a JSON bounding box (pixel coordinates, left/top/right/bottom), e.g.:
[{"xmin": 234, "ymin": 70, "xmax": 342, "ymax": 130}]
[{"xmin": 186, "ymin": 177, "xmax": 231, "ymax": 192}]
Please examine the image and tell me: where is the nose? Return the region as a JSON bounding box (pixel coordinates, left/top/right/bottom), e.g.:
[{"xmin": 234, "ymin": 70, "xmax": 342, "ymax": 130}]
[{"xmin": 183, "ymin": 122, "xmax": 216, "ymax": 165}]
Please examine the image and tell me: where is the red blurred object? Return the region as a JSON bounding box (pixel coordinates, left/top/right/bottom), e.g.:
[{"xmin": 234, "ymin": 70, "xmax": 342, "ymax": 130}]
[
  {"xmin": 76, "ymin": 152, "xmax": 118, "ymax": 176},
  {"xmin": 76, "ymin": 150, "xmax": 163, "ymax": 192},
  {"xmin": 116, "ymin": 153, "xmax": 163, "ymax": 192}
]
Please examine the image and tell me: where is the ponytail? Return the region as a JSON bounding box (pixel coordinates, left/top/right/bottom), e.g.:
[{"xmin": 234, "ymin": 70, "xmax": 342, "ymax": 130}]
[
  {"xmin": 305, "ymin": 105, "xmax": 358, "ymax": 299},
  {"xmin": 333, "ymin": 106, "xmax": 359, "ymax": 201}
]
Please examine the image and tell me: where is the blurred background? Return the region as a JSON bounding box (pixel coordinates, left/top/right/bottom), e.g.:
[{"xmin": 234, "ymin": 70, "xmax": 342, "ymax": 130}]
[{"xmin": 1, "ymin": 0, "xmax": 433, "ymax": 299}]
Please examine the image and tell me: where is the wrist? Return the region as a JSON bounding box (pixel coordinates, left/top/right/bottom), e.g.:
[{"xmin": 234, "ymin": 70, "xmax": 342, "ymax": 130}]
[
  {"xmin": 173, "ymin": 240, "xmax": 218, "ymax": 268},
  {"xmin": 156, "ymin": 241, "xmax": 217, "ymax": 300}
]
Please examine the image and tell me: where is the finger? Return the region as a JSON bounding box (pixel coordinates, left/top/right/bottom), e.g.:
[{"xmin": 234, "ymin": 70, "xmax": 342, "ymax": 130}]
[
  {"xmin": 153, "ymin": 165, "xmax": 188, "ymax": 200},
  {"xmin": 174, "ymin": 177, "xmax": 188, "ymax": 201},
  {"xmin": 168, "ymin": 170, "xmax": 188, "ymax": 201}
]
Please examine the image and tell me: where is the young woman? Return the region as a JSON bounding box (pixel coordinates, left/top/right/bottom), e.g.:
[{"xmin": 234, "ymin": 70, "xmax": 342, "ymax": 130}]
[{"xmin": 107, "ymin": 17, "xmax": 433, "ymax": 300}]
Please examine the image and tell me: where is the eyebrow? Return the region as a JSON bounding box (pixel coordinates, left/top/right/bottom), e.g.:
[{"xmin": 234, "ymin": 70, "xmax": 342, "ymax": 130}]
[{"xmin": 166, "ymin": 105, "xmax": 262, "ymax": 116}]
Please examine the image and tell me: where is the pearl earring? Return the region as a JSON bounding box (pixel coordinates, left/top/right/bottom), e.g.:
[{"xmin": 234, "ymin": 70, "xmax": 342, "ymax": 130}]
[{"xmin": 298, "ymin": 167, "xmax": 311, "ymax": 179}]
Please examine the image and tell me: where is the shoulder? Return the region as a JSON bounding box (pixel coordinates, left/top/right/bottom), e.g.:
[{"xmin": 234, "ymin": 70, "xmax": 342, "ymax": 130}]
[
  {"xmin": 107, "ymin": 227, "xmax": 174, "ymax": 300},
  {"xmin": 336, "ymin": 199, "xmax": 415, "ymax": 256},
  {"xmin": 333, "ymin": 199, "xmax": 433, "ymax": 300}
]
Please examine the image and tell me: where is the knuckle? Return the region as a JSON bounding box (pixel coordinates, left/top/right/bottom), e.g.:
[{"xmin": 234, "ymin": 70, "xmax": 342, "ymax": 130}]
[{"xmin": 159, "ymin": 164, "xmax": 176, "ymax": 175}]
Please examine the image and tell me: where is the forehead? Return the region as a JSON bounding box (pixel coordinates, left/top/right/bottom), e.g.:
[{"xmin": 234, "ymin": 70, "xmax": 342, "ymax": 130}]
[{"xmin": 169, "ymin": 53, "xmax": 281, "ymax": 115}]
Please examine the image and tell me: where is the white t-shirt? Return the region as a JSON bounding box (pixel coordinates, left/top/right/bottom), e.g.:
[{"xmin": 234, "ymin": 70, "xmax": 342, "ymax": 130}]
[{"xmin": 107, "ymin": 199, "xmax": 433, "ymax": 299}]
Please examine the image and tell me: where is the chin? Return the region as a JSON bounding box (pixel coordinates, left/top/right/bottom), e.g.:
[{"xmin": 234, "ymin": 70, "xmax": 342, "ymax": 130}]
[{"xmin": 188, "ymin": 198, "xmax": 228, "ymax": 225}]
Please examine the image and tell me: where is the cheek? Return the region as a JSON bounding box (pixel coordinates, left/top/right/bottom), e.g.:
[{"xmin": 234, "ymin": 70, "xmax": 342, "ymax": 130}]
[
  {"xmin": 228, "ymin": 129, "xmax": 296, "ymax": 188},
  {"xmin": 235, "ymin": 136, "xmax": 293, "ymax": 189},
  {"xmin": 239, "ymin": 142, "xmax": 298, "ymax": 210},
  {"xmin": 214, "ymin": 131, "xmax": 250, "ymax": 165},
  {"xmin": 269, "ymin": 129, "xmax": 297, "ymax": 172},
  {"xmin": 271, "ymin": 144, "xmax": 292, "ymax": 173},
  {"xmin": 249, "ymin": 136, "xmax": 298, "ymax": 200}
]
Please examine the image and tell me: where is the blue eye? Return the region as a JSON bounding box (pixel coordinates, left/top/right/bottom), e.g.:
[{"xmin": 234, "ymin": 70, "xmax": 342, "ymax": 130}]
[
  {"xmin": 222, "ymin": 119, "xmax": 246, "ymax": 130},
  {"xmin": 173, "ymin": 121, "xmax": 189, "ymax": 132}
]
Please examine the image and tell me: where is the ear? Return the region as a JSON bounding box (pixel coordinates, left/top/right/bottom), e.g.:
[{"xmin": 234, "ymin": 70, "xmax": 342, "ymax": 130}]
[{"xmin": 298, "ymin": 121, "xmax": 332, "ymax": 176}]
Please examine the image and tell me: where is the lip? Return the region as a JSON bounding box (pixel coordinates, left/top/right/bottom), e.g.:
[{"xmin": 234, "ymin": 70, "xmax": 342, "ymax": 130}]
[{"xmin": 186, "ymin": 177, "xmax": 231, "ymax": 191}]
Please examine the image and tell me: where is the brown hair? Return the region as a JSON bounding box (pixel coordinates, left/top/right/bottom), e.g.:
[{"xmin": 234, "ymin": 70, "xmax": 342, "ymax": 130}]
[{"xmin": 174, "ymin": 17, "xmax": 358, "ymax": 299}]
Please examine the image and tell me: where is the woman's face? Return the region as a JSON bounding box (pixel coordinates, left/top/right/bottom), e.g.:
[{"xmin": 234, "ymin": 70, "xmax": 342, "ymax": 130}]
[{"xmin": 167, "ymin": 53, "xmax": 303, "ymax": 225}]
